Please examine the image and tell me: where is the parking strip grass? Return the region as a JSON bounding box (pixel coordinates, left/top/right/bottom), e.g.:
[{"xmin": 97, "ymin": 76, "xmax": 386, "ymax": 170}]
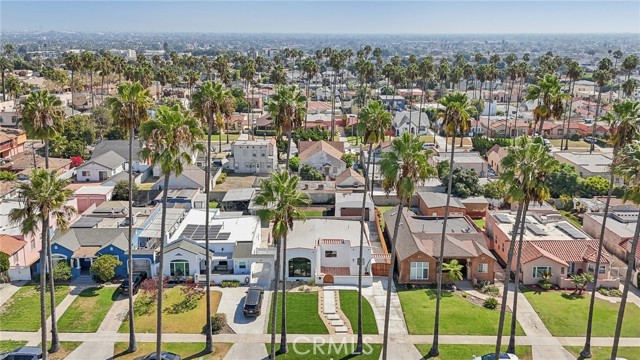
[
  {"xmin": 565, "ymin": 346, "xmax": 640, "ymax": 360},
  {"xmin": 58, "ymin": 286, "xmax": 118, "ymax": 332},
  {"xmin": 0, "ymin": 341, "xmax": 27, "ymax": 353},
  {"xmin": 338, "ymin": 290, "xmax": 378, "ymax": 334},
  {"xmin": 0, "ymin": 284, "xmax": 70, "ymax": 331},
  {"xmin": 415, "ymin": 344, "xmax": 533, "ymax": 360},
  {"xmin": 523, "ymin": 289, "xmax": 640, "ymax": 337},
  {"xmin": 119, "ymin": 287, "xmax": 222, "ymax": 334},
  {"xmin": 268, "ymin": 291, "xmax": 328, "ymax": 334},
  {"xmin": 114, "ymin": 342, "xmax": 231, "ymax": 360},
  {"xmin": 41, "ymin": 341, "xmax": 83, "ymax": 360},
  {"xmin": 266, "ymin": 344, "xmax": 382, "ymax": 359},
  {"xmin": 398, "ymin": 289, "xmax": 524, "ymax": 335}
]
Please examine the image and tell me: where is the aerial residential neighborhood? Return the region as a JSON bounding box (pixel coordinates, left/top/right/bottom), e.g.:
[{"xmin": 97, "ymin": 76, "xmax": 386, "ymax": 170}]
[{"xmin": 0, "ymin": 1, "xmax": 639, "ymax": 360}]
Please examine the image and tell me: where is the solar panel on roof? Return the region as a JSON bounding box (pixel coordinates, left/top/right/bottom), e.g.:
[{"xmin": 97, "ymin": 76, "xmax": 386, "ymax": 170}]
[
  {"xmin": 526, "ymin": 223, "xmax": 547, "ymax": 236},
  {"xmin": 556, "ymin": 222, "xmax": 587, "ymax": 239},
  {"xmin": 495, "ymin": 214, "xmax": 511, "ymax": 224},
  {"xmin": 180, "ymin": 224, "xmax": 198, "ymax": 238},
  {"xmin": 215, "ymin": 232, "xmax": 231, "ymax": 241}
]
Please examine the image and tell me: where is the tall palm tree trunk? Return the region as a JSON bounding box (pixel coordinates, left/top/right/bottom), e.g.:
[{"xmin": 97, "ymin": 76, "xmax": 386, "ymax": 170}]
[
  {"xmin": 408, "ymin": 78, "xmax": 413, "ymax": 134},
  {"xmin": 331, "ymin": 72, "xmax": 337, "ymax": 138},
  {"xmin": 381, "ymin": 201, "xmax": 404, "ymax": 360},
  {"xmin": 225, "ymin": 121, "xmax": 229, "ymax": 144},
  {"xmin": 494, "ymin": 203, "xmax": 526, "ymax": 358},
  {"xmin": 40, "ymin": 215, "xmax": 49, "ymax": 360},
  {"xmin": 218, "ymin": 131, "xmax": 222, "ymax": 154},
  {"xmin": 269, "ymin": 238, "xmax": 281, "ymax": 360},
  {"xmin": 563, "ymin": 81, "xmax": 575, "ymax": 151},
  {"xmin": 590, "ymin": 87, "xmax": 603, "ymax": 154},
  {"xmin": 90, "ymin": 71, "xmax": 95, "ymax": 109},
  {"xmin": 305, "ymin": 78, "xmax": 310, "ymax": 130},
  {"xmin": 155, "ymin": 176, "xmax": 170, "ymax": 360},
  {"xmin": 279, "ymin": 234, "xmax": 288, "ymax": 354},
  {"xmin": 70, "ymin": 71, "xmax": 74, "ymax": 115},
  {"xmin": 610, "ymin": 214, "xmax": 640, "ymax": 359},
  {"xmin": 43, "ymin": 138, "xmax": 59, "ymax": 353},
  {"xmin": 503, "ymin": 79, "xmax": 513, "ymax": 137},
  {"xmin": 418, "ymin": 80, "xmax": 425, "ymax": 136},
  {"xmin": 354, "ymin": 144, "xmax": 373, "ymax": 354},
  {"xmin": 427, "ymin": 133, "xmax": 457, "ymax": 357},
  {"xmin": 487, "ymin": 82, "xmax": 493, "ymax": 136},
  {"xmin": 204, "ymin": 117, "xmax": 213, "ymax": 353},
  {"xmin": 507, "ymin": 201, "xmax": 530, "ymax": 353},
  {"xmin": 580, "ymin": 177, "xmax": 616, "ymax": 358},
  {"xmin": 126, "ymin": 125, "xmax": 137, "ymax": 353},
  {"xmin": 286, "ymin": 131, "xmax": 292, "ymax": 174}
]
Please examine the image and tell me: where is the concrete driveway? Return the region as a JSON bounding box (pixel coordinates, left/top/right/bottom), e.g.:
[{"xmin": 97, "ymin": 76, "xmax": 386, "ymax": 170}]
[{"xmin": 217, "ymin": 287, "xmax": 271, "ymax": 334}]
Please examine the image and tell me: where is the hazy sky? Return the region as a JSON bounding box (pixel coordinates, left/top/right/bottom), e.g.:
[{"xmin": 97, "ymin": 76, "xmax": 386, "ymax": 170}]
[{"xmin": 1, "ymin": 1, "xmax": 639, "ymax": 34}]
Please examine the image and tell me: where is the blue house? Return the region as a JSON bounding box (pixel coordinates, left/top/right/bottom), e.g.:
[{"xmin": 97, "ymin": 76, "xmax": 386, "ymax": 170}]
[
  {"xmin": 50, "ymin": 228, "xmax": 134, "ymax": 279},
  {"xmin": 378, "ymin": 95, "xmax": 406, "ymax": 111}
]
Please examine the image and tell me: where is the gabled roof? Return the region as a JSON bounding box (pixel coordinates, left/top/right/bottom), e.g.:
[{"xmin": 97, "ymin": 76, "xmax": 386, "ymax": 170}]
[
  {"xmin": 0, "ymin": 234, "xmax": 25, "ymax": 255},
  {"xmin": 518, "ymin": 239, "xmax": 613, "ymax": 266},
  {"xmin": 52, "ymin": 228, "xmax": 128, "ymax": 253},
  {"xmin": 335, "ymin": 168, "xmax": 365, "ymax": 187},
  {"xmin": 298, "ymin": 141, "xmax": 344, "ymax": 161},
  {"xmin": 165, "ymin": 238, "xmax": 212, "ymax": 256},
  {"xmin": 80, "ymin": 150, "xmax": 126, "ymax": 170},
  {"xmin": 298, "ymin": 140, "xmax": 344, "ymax": 154},
  {"xmin": 92, "ymin": 140, "xmax": 142, "ymax": 161},
  {"xmin": 486, "ymin": 144, "xmax": 508, "ymax": 159}
]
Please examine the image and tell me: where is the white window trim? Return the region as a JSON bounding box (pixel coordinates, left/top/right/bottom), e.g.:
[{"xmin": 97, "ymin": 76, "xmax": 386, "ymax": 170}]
[
  {"xmin": 532, "ymin": 266, "xmax": 552, "ymax": 278},
  {"xmin": 410, "ymin": 262, "xmax": 429, "ymax": 280},
  {"xmin": 477, "ymin": 263, "xmax": 488, "ymax": 273}
]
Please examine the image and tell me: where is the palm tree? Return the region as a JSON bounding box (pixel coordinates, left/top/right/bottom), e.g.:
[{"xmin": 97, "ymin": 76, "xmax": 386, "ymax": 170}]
[
  {"xmin": 20, "ymin": 90, "xmax": 64, "ymax": 170},
  {"xmin": 97, "ymin": 56, "xmax": 112, "ymax": 104},
  {"xmin": 266, "ymin": 86, "xmax": 307, "ymax": 170},
  {"xmin": 9, "ymin": 170, "xmax": 76, "ymax": 359},
  {"xmin": 418, "ymin": 57, "xmax": 434, "ymax": 133},
  {"xmin": 621, "ymin": 78, "xmax": 638, "ymax": 99},
  {"xmin": 610, "ymin": 141, "xmax": 640, "ymax": 360},
  {"xmin": 621, "ymin": 55, "xmax": 639, "ymax": 99},
  {"xmin": 590, "ymin": 59, "xmax": 614, "ymax": 153},
  {"xmin": 240, "ymin": 59, "xmax": 257, "ymax": 136},
  {"xmin": 495, "ymin": 137, "xmax": 558, "ymax": 357},
  {"xmin": 254, "ymin": 171, "xmax": 310, "ymax": 358},
  {"xmin": 301, "ymin": 58, "xmax": 318, "ymax": 130},
  {"xmin": 81, "ymin": 51, "xmax": 96, "ymax": 108},
  {"xmin": 329, "ymin": 51, "xmax": 346, "ymax": 137},
  {"xmin": 380, "ymin": 132, "xmax": 434, "ymax": 360},
  {"xmin": 0, "ymin": 56, "xmax": 12, "ymax": 102},
  {"xmin": 475, "ymin": 64, "xmax": 487, "ymax": 101},
  {"xmin": 63, "ymin": 53, "xmax": 82, "ymax": 115},
  {"xmin": 354, "ymin": 100, "xmax": 391, "ymax": 354},
  {"xmin": 426, "ymin": 92, "xmax": 476, "ymax": 357},
  {"xmin": 105, "ymin": 82, "xmax": 152, "ymax": 353},
  {"xmin": 562, "ymin": 62, "xmax": 584, "ymax": 150},
  {"xmin": 185, "ymin": 70, "xmax": 199, "ymax": 99},
  {"xmin": 270, "ymin": 64, "xmax": 287, "ymax": 86},
  {"xmin": 526, "ymin": 74, "xmax": 568, "ymax": 136},
  {"xmin": 485, "ymin": 60, "xmax": 500, "ymax": 132},
  {"xmin": 580, "ymin": 99, "xmax": 640, "ymax": 358},
  {"xmin": 190, "ymin": 80, "xmax": 237, "ymax": 353},
  {"xmin": 443, "ymin": 260, "xmax": 464, "ymax": 282},
  {"xmin": 139, "ymin": 106, "xmax": 205, "ymax": 360}
]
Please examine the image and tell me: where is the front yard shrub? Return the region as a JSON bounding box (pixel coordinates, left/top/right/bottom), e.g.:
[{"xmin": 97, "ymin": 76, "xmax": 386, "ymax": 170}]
[
  {"xmin": 483, "ymin": 297, "xmax": 498, "ymax": 310},
  {"xmin": 216, "ymin": 172, "xmax": 227, "ymax": 184},
  {"xmin": 538, "ymin": 280, "xmax": 552, "ymax": 290},
  {"xmin": 211, "ymin": 313, "xmax": 227, "ymax": 334},
  {"xmin": 220, "ymin": 280, "xmax": 240, "ymax": 288},
  {"xmin": 598, "ymin": 287, "xmax": 623, "ymax": 297},
  {"xmin": 570, "ymin": 133, "xmax": 581, "ymax": 141},
  {"xmin": 53, "ymin": 261, "xmax": 72, "ymax": 282},
  {"xmin": 476, "ymin": 282, "xmax": 500, "ymax": 296},
  {"xmin": 90, "ymin": 254, "xmax": 122, "ymax": 282}
]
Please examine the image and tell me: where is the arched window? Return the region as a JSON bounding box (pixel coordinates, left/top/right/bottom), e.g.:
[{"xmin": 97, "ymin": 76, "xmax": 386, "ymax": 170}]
[
  {"xmin": 288, "ymin": 258, "xmax": 311, "ymax": 278},
  {"xmin": 170, "ymin": 259, "xmax": 190, "ymax": 276}
]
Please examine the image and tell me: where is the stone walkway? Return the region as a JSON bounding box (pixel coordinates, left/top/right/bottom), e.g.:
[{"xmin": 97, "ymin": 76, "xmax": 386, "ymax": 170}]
[{"xmin": 322, "ymin": 289, "xmax": 348, "ymax": 334}]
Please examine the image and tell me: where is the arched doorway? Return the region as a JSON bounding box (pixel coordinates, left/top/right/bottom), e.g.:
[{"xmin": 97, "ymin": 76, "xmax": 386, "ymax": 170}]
[
  {"xmin": 288, "ymin": 257, "xmax": 311, "ymax": 278},
  {"xmin": 323, "ymin": 274, "xmax": 334, "ymax": 284}
]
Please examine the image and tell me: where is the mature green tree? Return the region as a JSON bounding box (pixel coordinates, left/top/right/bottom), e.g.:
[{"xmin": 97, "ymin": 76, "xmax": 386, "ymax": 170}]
[
  {"xmin": 580, "ymin": 99, "xmax": 640, "ymax": 358},
  {"xmin": 495, "ymin": 136, "xmax": 558, "ymax": 356},
  {"xmin": 105, "ymin": 81, "xmax": 152, "ymax": 354},
  {"xmin": 561, "ymin": 61, "xmax": 584, "ymax": 150},
  {"xmin": 0, "ymin": 56, "xmax": 13, "ymax": 101},
  {"xmin": 450, "ymin": 168, "xmax": 483, "ymax": 197},
  {"xmin": 589, "ymin": 60, "xmax": 614, "ymax": 154},
  {"xmin": 329, "ymin": 50, "xmax": 347, "ymax": 136},
  {"xmin": 97, "ymin": 56, "xmax": 112, "ymax": 103},
  {"xmin": 427, "ymin": 92, "xmax": 476, "ymax": 357},
  {"xmin": 483, "ymin": 180, "xmax": 507, "ymax": 200},
  {"xmin": 353, "ymin": 99, "xmax": 391, "ymax": 354},
  {"xmin": 9, "ymin": 170, "xmax": 76, "ymax": 357},
  {"xmin": 112, "ymin": 180, "xmax": 139, "ymax": 201},
  {"xmin": 254, "ymin": 171, "xmax": 310, "ymax": 358},
  {"xmin": 621, "ymin": 78, "xmax": 638, "ymax": 99},
  {"xmin": 90, "ymin": 254, "xmax": 122, "ymax": 282},
  {"xmin": 546, "ymin": 164, "xmax": 581, "ymax": 198},
  {"xmin": 139, "ymin": 105, "xmax": 204, "ymax": 360},
  {"xmin": 610, "ymin": 141, "xmax": 640, "ymax": 360},
  {"xmin": 526, "ymin": 74, "xmax": 568, "ymax": 136},
  {"xmin": 81, "ymin": 51, "xmax": 96, "ymax": 108},
  {"xmin": 0, "ymin": 253, "xmax": 9, "ymax": 274},
  {"xmin": 20, "ymin": 90, "xmax": 65, "ymax": 168},
  {"xmin": 267, "ymin": 86, "xmax": 307, "ymax": 168},
  {"xmin": 380, "ymin": 132, "xmax": 434, "ymax": 360},
  {"xmin": 578, "ymin": 176, "xmax": 611, "ymax": 197},
  {"xmin": 299, "ymin": 164, "xmax": 323, "ymax": 181}
]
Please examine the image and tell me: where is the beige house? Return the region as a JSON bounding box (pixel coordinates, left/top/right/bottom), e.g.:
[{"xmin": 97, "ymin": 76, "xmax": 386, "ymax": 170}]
[
  {"xmin": 486, "ymin": 144, "xmax": 508, "ymax": 174},
  {"xmin": 298, "ymin": 141, "xmax": 346, "ymax": 179}
]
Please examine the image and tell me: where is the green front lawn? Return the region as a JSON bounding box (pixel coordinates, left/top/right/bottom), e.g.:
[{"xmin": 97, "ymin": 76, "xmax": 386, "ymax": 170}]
[
  {"xmin": 268, "ymin": 292, "xmax": 328, "ymax": 334},
  {"xmin": 58, "ymin": 286, "xmax": 118, "ymax": 332},
  {"xmin": 42, "ymin": 341, "xmax": 83, "ymax": 360},
  {"xmin": 338, "ymin": 290, "xmax": 378, "ymax": 334},
  {"xmin": 114, "ymin": 342, "xmax": 231, "ymax": 360},
  {"xmin": 473, "ymin": 218, "xmax": 486, "ymax": 229},
  {"xmin": 0, "ymin": 341, "xmax": 27, "ymax": 352},
  {"xmin": 119, "ymin": 287, "xmax": 222, "ymax": 334},
  {"xmin": 209, "ymin": 134, "xmax": 240, "ymax": 142},
  {"xmin": 398, "ymin": 289, "xmax": 524, "ymax": 335},
  {"xmin": 565, "ymin": 346, "xmax": 640, "ymax": 360},
  {"xmin": 302, "ymin": 210, "xmax": 324, "ymax": 217},
  {"xmin": 0, "ymin": 284, "xmax": 70, "ymax": 331},
  {"xmin": 415, "ymin": 344, "xmax": 533, "ymax": 360},
  {"xmin": 266, "ymin": 344, "xmax": 382, "ymax": 359},
  {"xmin": 523, "ymin": 289, "xmax": 640, "ymax": 337}
]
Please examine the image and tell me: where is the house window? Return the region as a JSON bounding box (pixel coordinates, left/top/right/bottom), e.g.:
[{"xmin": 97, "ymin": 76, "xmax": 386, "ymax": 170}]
[
  {"xmin": 599, "ymin": 265, "xmax": 606, "ymax": 274},
  {"xmin": 81, "ymin": 171, "xmax": 91, "ymax": 177},
  {"xmin": 239, "ymin": 261, "xmax": 247, "ymax": 269},
  {"xmin": 325, "ymin": 251, "xmax": 337, "ymax": 258},
  {"xmin": 588, "ymin": 263, "xmax": 595, "ymax": 273},
  {"xmin": 477, "ymin": 263, "xmax": 489, "ymax": 273},
  {"xmin": 532, "ymin": 266, "xmax": 551, "ymax": 279},
  {"xmin": 560, "ymin": 267, "xmax": 565, "ymax": 275},
  {"xmin": 288, "ymin": 257, "xmax": 311, "ymax": 277},
  {"xmin": 13, "ymin": 253, "xmax": 18, "ymax": 263},
  {"xmin": 170, "ymin": 259, "xmax": 190, "ymax": 276},
  {"xmin": 410, "ymin": 262, "xmax": 429, "ymax": 280},
  {"xmin": 31, "ymin": 238, "xmax": 36, "ymax": 249}
]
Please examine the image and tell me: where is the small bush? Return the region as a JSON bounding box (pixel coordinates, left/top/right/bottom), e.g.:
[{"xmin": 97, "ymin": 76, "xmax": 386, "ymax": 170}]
[
  {"xmin": 478, "ymin": 283, "xmax": 500, "ymax": 296},
  {"xmin": 307, "ymin": 280, "xmax": 316, "ymax": 287},
  {"xmin": 461, "ymin": 292, "xmax": 467, "ymax": 298},
  {"xmin": 53, "ymin": 261, "xmax": 72, "ymax": 282},
  {"xmin": 220, "ymin": 280, "xmax": 240, "ymax": 288},
  {"xmin": 211, "ymin": 313, "xmax": 227, "ymax": 334},
  {"xmin": 216, "ymin": 172, "xmax": 227, "ymax": 184},
  {"xmin": 538, "ymin": 280, "xmax": 552, "ymax": 290},
  {"xmin": 598, "ymin": 287, "xmax": 622, "ymax": 297},
  {"xmin": 483, "ymin": 297, "xmax": 498, "ymax": 309},
  {"xmin": 570, "ymin": 133, "xmax": 581, "ymax": 141}
]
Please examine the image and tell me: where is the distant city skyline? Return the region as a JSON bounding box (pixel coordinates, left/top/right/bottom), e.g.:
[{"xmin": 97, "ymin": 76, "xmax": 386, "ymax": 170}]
[{"xmin": 1, "ymin": 1, "xmax": 639, "ymax": 34}]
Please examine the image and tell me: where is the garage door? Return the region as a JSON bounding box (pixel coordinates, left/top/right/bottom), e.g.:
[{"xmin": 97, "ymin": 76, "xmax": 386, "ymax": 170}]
[
  {"xmin": 132, "ymin": 258, "xmax": 153, "ymax": 278},
  {"xmin": 341, "ymin": 207, "xmax": 369, "ymax": 221}
]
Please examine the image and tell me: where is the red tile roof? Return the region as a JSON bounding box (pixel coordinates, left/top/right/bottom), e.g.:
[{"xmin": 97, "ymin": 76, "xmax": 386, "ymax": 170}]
[
  {"xmin": 520, "ymin": 240, "xmax": 613, "ymax": 266},
  {"xmin": 0, "ymin": 235, "xmax": 25, "ymax": 256}
]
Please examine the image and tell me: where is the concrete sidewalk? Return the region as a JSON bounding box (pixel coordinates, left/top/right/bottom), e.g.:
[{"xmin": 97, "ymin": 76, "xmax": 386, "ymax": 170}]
[
  {"xmin": 98, "ymin": 292, "xmax": 135, "ymax": 332},
  {"xmin": 65, "ymin": 340, "xmax": 114, "ymax": 360},
  {"xmin": 224, "ymin": 343, "xmax": 269, "ymax": 360},
  {"xmin": 0, "ymin": 281, "xmax": 26, "ymax": 307}
]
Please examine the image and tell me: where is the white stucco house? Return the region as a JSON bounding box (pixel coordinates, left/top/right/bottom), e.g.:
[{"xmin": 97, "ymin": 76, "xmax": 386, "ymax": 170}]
[
  {"xmin": 284, "ymin": 218, "xmax": 374, "ymax": 286},
  {"xmin": 334, "ymin": 192, "xmax": 375, "ymax": 221},
  {"xmin": 393, "ymin": 111, "xmax": 429, "ymax": 136},
  {"xmin": 298, "ymin": 141, "xmax": 346, "ymax": 179},
  {"xmin": 76, "ymin": 150, "xmax": 126, "ymax": 182}
]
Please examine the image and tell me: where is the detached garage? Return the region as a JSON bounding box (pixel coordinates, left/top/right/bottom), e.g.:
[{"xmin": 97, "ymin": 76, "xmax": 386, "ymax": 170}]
[
  {"xmin": 335, "ymin": 192, "xmax": 375, "ymax": 221},
  {"xmin": 75, "ymin": 186, "xmax": 114, "ymax": 213}
]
